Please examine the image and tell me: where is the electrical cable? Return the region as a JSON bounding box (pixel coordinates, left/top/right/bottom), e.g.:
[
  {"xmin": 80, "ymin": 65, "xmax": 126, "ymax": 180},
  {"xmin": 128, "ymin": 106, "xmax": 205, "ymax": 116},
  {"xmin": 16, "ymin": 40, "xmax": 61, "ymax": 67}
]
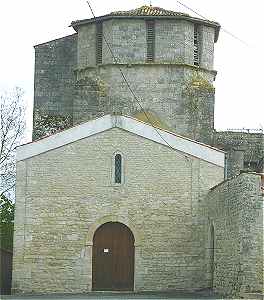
[
  {"xmin": 175, "ymin": 0, "xmax": 250, "ymax": 46},
  {"xmin": 86, "ymin": 0, "xmax": 191, "ymax": 159}
]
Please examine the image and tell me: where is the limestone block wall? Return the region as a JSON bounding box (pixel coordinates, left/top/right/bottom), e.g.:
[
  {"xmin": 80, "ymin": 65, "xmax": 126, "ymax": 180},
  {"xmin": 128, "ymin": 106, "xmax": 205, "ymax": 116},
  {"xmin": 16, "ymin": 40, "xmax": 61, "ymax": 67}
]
[
  {"xmin": 214, "ymin": 131, "xmax": 264, "ymax": 175},
  {"xmin": 77, "ymin": 24, "xmax": 96, "ymax": 68},
  {"xmin": 33, "ymin": 17, "xmax": 217, "ymax": 141},
  {"xmin": 33, "ymin": 34, "xmax": 77, "ymax": 139},
  {"xmin": 199, "ymin": 25, "xmax": 215, "ymax": 70},
  {"xmin": 155, "ymin": 20, "xmax": 215, "ymax": 68},
  {"xmin": 13, "ymin": 128, "xmax": 224, "ymax": 294},
  {"xmin": 76, "ymin": 19, "xmax": 215, "ymax": 67},
  {"xmin": 74, "ymin": 64, "xmax": 216, "ymax": 144},
  {"xmin": 207, "ymin": 173, "xmax": 263, "ymax": 296},
  {"xmin": 102, "ymin": 20, "xmax": 114, "ymax": 64},
  {"xmin": 154, "ymin": 20, "xmax": 190, "ymax": 64},
  {"xmin": 73, "ymin": 18, "xmax": 217, "ymax": 143},
  {"xmin": 111, "ymin": 19, "xmax": 146, "ymax": 64},
  {"xmin": 34, "ymin": 34, "xmax": 77, "ymax": 116}
]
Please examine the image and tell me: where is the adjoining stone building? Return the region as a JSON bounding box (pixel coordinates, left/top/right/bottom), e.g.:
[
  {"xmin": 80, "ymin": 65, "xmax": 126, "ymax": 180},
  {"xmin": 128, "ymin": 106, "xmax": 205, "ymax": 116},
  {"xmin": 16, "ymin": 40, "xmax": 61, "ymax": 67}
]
[
  {"xmin": 207, "ymin": 172, "xmax": 263, "ymax": 296},
  {"xmin": 13, "ymin": 5, "xmax": 263, "ymax": 297}
]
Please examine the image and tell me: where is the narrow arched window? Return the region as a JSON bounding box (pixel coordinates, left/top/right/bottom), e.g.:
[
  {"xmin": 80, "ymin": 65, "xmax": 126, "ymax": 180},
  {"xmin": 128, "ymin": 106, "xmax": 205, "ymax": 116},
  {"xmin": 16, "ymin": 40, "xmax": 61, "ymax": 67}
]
[{"xmin": 114, "ymin": 154, "xmax": 122, "ymax": 184}]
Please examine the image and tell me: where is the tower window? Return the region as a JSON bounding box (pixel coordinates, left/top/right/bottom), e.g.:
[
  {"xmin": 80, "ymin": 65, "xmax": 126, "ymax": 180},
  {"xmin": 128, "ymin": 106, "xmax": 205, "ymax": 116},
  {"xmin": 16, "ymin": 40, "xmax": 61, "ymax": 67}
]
[
  {"xmin": 146, "ymin": 20, "xmax": 155, "ymax": 62},
  {"xmin": 194, "ymin": 25, "xmax": 200, "ymax": 66},
  {"xmin": 96, "ymin": 22, "xmax": 103, "ymax": 64},
  {"xmin": 114, "ymin": 154, "xmax": 122, "ymax": 184}
]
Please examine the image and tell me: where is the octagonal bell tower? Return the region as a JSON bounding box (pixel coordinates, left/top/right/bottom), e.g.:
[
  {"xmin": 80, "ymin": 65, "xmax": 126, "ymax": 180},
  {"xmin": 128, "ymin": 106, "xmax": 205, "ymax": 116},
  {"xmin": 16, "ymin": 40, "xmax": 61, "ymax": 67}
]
[
  {"xmin": 72, "ymin": 6, "xmax": 220, "ymax": 143},
  {"xmin": 33, "ymin": 6, "xmax": 220, "ymax": 143}
]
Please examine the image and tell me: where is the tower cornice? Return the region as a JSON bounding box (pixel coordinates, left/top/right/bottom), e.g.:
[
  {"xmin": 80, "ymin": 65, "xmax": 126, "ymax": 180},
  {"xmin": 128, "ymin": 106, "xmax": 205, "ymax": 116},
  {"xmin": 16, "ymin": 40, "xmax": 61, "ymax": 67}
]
[{"xmin": 70, "ymin": 6, "xmax": 220, "ymax": 42}]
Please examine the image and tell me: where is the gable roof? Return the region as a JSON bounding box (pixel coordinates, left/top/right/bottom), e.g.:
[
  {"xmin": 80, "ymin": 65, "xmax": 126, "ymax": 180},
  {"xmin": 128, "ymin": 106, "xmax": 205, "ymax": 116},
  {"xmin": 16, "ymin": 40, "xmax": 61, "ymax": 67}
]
[
  {"xmin": 70, "ymin": 5, "xmax": 220, "ymax": 42},
  {"xmin": 17, "ymin": 115, "xmax": 225, "ymax": 167}
]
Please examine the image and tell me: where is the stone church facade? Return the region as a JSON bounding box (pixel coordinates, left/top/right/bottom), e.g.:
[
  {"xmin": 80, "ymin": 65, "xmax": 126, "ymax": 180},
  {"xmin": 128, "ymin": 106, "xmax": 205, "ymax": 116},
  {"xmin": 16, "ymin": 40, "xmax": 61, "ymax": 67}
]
[
  {"xmin": 13, "ymin": 6, "xmax": 263, "ymax": 297},
  {"xmin": 13, "ymin": 115, "xmax": 225, "ymax": 293}
]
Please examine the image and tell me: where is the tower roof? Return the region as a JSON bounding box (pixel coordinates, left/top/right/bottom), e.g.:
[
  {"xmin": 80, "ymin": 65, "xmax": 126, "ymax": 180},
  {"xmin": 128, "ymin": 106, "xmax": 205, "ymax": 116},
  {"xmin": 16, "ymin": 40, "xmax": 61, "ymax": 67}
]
[
  {"xmin": 109, "ymin": 5, "xmax": 189, "ymax": 17},
  {"xmin": 71, "ymin": 5, "xmax": 220, "ymax": 42}
]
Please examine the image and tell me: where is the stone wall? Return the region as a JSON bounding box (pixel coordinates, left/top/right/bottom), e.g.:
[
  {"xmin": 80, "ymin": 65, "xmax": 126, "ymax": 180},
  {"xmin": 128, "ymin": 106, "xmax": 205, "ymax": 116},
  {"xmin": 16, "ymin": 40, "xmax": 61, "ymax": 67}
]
[
  {"xmin": 214, "ymin": 131, "xmax": 264, "ymax": 176},
  {"xmin": 74, "ymin": 64, "xmax": 216, "ymax": 144},
  {"xmin": 111, "ymin": 19, "xmax": 146, "ymax": 64},
  {"xmin": 76, "ymin": 19, "xmax": 215, "ymax": 68},
  {"xmin": 33, "ymin": 34, "xmax": 77, "ymax": 140},
  {"xmin": 199, "ymin": 25, "xmax": 215, "ymax": 70},
  {"xmin": 73, "ymin": 18, "xmax": 216, "ymax": 143},
  {"xmin": 33, "ymin": 17, "xmax": 217, "ymax": 143},
  {"xmin": 12, "ymin": 128, "xmax": 224, "ymax": 294},
  {"xmin": 0, "ymin": 249, "xmax": 13, "ymax": 294},
  {"xmin": 32, "ymin": 15, "xmax": 263, "ymax": 176},
  {"xmin": 77, "ymin": 24, "xmax": 96, "ymax": 68},
  {"xmin": 207, "ymin": 173, "xmax": 263, "ymax": 297}
]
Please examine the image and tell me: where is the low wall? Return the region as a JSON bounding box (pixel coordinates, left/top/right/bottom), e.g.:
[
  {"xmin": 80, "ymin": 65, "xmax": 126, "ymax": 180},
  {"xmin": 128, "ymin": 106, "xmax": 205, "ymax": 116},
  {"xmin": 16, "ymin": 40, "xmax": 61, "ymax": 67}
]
[
  {"xmin": 207, "ymin": 173, "xmax": 263, "ymax": 297},
  {"xmin": 0, "ymin": 248, "xmax": 13, "ymax": 294}
]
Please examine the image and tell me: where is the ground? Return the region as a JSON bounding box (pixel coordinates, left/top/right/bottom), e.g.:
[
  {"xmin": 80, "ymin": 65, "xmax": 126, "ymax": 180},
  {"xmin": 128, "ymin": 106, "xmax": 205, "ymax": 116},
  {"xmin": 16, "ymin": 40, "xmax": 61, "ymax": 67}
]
[{"xmin": 1, "ymin": 290, "xmax": 226, "ymax": 300}]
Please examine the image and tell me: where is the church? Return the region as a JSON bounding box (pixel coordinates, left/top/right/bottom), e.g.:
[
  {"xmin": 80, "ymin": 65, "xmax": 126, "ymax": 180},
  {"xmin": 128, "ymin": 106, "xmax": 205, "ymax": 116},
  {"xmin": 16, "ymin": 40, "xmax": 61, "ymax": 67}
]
[{"xmin": 12, "ymin": 6, "xmax": 263, "ymax": 297}]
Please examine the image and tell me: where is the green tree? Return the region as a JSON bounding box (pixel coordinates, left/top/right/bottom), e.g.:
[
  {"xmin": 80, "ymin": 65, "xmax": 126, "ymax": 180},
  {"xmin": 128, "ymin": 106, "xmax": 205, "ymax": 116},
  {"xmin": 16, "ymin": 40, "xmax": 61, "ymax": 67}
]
[
  {"xmin": 0, "ymin": 87, "xmax": 25, "ymax": 199},
  {"xmin": 0, "ymin": 194, "xmax": 14, "ymax": 250}
]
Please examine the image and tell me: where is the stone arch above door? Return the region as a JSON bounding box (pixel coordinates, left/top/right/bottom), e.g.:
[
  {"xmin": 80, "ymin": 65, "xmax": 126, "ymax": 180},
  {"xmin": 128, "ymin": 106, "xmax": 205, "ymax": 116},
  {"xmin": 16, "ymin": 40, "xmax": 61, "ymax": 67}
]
[{"xmin": 85, "ymin": 215, "xmax": 142, "ymax": 247}]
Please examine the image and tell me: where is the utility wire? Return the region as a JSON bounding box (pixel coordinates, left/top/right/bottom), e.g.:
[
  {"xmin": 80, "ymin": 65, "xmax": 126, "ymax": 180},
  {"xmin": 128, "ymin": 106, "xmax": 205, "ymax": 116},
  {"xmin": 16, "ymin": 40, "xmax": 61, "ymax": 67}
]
[
  {"xmin": 86, "ymin": 1, "xmax": 190, "ymax": 159},
  {"xmin": 176, "ymin": 0, "xmax": 250, "ymax": 47}
]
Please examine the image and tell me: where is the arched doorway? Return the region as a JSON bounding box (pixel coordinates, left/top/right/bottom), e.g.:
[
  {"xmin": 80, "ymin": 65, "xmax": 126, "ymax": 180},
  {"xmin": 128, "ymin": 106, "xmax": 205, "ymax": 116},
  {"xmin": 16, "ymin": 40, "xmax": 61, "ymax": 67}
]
[{"xmin": 92, "ymin": 222, "xmax": 135, "ymax": 291}]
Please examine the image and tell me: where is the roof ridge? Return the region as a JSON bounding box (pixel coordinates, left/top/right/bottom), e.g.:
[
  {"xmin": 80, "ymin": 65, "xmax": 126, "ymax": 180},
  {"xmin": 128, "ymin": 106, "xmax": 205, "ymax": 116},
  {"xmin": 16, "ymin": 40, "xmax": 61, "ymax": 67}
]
[
  {"xmin": 17, "ymin": 115, "xmax": 225, "ymax": 168},
  {"xmin": 23, "ymin": 114, "xmax": 225, "ymax": 154}
]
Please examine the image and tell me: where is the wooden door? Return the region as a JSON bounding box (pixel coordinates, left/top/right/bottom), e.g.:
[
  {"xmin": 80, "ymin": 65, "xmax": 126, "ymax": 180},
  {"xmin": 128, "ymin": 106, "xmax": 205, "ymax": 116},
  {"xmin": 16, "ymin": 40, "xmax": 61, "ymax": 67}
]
[{"xmin": 92, "ymin": 222, "xmax": 135, "ymax": 291}]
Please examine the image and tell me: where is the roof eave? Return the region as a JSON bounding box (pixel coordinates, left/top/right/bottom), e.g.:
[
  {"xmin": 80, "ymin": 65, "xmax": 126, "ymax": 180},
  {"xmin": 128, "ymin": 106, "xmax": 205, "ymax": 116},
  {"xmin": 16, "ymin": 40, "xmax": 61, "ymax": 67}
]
[
  {"xmin": 17, "ymin": 115, "xmax": 225, "ymax": 167},
  {"xmin": 70, "ymin": 15, "xmax": 220, "ymax": 42}
]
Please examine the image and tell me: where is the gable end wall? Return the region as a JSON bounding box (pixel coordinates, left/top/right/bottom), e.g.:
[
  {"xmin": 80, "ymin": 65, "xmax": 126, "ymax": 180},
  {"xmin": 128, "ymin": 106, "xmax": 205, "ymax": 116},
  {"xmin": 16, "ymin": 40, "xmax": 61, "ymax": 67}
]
[{"xmin": 13, "ymin": 128, "xmax": 224, "ymax": 294}]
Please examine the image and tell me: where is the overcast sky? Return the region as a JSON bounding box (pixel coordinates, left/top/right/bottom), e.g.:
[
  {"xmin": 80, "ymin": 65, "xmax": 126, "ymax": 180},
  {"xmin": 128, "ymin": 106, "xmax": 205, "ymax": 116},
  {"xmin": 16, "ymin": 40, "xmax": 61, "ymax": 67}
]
[{"xmin": 0, "ymin": 0, "xmax": 263, "ymax": 141}]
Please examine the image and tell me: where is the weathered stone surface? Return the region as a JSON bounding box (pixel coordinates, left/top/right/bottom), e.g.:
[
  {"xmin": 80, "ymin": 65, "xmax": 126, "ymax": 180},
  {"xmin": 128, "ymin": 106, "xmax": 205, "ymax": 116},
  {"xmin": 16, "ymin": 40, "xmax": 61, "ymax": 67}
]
[
  {"xmin": 207, "ymin": 173, "xmax": 263, "ymax": 297},
  {"xmin": 33, "ymin": 17, "xmax": 216, "ymax": 144},
  {"xmin": 73, "ymin": 64, "xmax": 215, "ymax": 144},
  {"xmin": 33, "ymin": 34, "xmax": 77, "ymax": 139},
  {"xmin": 23, "ymin": 7, "xmax": 264, "ymax": 298},
  {"xmin": 12, "ymin": 128, "xmax": 224, "ymax": 294},
  {"xmin": 213, "ymin": 131, "xmax": 264, "ymax": 177},
  {"xmin": 31, "ymin": 13, "xmax": 263, "ymax": 174}
]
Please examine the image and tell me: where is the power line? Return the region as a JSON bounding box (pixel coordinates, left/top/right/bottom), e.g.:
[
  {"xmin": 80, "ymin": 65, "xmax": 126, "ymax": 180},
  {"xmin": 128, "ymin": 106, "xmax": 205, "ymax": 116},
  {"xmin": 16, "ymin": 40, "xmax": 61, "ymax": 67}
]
[
  {"xmin": 175, "ymin": 0, "xmax": 250, "ymax": 46},
  {"xmin": 86, "ymin": 1, "xmax": 190, "ymax": 160}
]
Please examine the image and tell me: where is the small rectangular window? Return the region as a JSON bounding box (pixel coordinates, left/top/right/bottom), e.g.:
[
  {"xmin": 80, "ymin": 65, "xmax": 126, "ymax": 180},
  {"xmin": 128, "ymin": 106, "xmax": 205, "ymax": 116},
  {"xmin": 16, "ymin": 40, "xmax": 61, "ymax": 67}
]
[
  {"xmin": 96, "ymin": 22, "xmax": 103, "ymax": 64},
  {"xmin": 146, "ymin": 20, "xmax": 155, "ymax": 62},
  {"xmin": 194, "ymin": 25, "xmax": 200, "ymax": 66}
]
